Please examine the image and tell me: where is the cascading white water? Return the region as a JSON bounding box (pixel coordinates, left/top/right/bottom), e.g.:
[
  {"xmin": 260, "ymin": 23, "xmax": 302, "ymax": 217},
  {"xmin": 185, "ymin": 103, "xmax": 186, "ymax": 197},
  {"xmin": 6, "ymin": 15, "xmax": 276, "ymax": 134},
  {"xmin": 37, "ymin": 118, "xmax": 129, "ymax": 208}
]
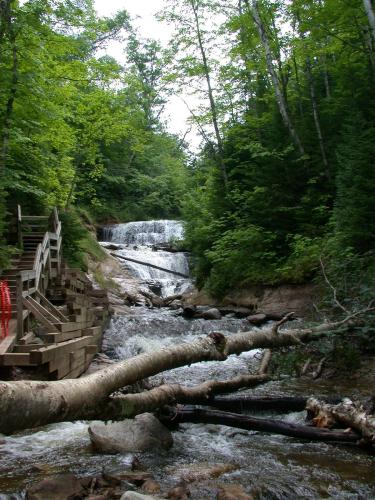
[
  {"xmin": 102, "ymin": 220, "xmax": 190, "ymax": 297},
  {"xmin": 103, "ymin": 220, "xmax": 184, "ymax": 246}
]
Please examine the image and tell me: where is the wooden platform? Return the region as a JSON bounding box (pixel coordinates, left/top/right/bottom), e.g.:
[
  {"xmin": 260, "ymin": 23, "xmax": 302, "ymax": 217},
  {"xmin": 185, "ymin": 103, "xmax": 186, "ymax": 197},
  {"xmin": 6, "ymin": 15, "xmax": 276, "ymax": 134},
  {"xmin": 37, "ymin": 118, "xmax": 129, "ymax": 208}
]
[{"xmin": 0, "ymin": 206, "xmax": 110, "ymax": 380}]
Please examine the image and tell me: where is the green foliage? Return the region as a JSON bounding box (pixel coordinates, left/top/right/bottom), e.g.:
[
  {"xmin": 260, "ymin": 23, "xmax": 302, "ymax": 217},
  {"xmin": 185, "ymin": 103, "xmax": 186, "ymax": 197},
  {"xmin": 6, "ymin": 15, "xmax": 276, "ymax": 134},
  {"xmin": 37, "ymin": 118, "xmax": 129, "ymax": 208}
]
[
  {"xmin": 92, "ymin": 267, "xmax": 120, "ymax": 292},
  {"xmin": 179, "ymin": 0, "xmax": 375, "ymax": 298},
  {"xmin": 270, "ymin": 348, "xmax": 306, "ymax": 377},
  {"xmin": 333, "ymin": 115, "xmax": 375, "ymax": 253},
  {"xmin": 206, "ymin": 226, "xmax": 279, "ymax": 296},
  {"xmin": 59, "ymin": 209, "xmax": 105, "ymax": 270},
  {"xmin": 0, "ymin": 1, "xmax": 187, "ymax": 261}
]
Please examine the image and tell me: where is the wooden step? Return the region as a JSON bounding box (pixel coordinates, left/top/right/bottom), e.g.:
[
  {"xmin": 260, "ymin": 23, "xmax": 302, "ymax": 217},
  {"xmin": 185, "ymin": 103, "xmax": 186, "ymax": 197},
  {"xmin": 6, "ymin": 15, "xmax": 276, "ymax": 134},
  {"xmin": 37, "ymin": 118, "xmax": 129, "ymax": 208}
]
[
  {"xmin": 43, "ymin": 330, "xmax": 82, "ymax": 344},
  {"xmin": 30, "ymin": 336, "xmax": 93, "ymax": 364},
  {"xmin": 0, "ymin": 353, "xmax": 36, "ymax": 366}
]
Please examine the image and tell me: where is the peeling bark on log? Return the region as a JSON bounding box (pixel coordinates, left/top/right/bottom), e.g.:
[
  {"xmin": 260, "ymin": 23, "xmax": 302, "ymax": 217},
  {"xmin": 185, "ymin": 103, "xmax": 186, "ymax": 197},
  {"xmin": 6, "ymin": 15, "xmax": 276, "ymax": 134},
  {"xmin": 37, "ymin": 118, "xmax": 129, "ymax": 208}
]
[
  {"xmin": 0, "ymin": 313, "xmax": 368, "ymax": 434},
  {"xmin": 160, "ymin": 407, "xmax": 361, "ymax": 444},
  {"xmin": 307, "ymin": 398, "xmax": 375, "ymax": 444}
]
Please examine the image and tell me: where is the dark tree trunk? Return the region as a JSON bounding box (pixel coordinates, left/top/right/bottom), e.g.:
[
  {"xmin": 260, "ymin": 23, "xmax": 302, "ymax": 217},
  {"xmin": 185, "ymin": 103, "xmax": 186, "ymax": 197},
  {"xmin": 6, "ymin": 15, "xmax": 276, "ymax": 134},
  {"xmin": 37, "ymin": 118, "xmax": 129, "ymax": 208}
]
[{"xmin": 162, "ymin": 407, "xmax": 361, "ymax": 444}]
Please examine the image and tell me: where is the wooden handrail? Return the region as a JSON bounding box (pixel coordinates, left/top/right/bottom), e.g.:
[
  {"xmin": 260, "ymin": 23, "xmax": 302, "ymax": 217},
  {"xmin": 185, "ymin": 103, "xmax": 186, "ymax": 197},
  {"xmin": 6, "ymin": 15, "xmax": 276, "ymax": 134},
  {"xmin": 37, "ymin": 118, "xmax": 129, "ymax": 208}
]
[{"xmin": 16, "ymin": 206, "xmax": 62, "ymax": 337}]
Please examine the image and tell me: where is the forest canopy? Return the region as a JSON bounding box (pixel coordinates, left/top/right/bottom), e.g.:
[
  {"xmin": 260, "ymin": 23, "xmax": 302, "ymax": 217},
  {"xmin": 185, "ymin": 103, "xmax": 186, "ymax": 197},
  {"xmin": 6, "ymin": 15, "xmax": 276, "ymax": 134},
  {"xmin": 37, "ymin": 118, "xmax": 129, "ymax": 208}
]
[{"xmin": 0, "ymin": 0, "xmax": 374, "ymax": 299}]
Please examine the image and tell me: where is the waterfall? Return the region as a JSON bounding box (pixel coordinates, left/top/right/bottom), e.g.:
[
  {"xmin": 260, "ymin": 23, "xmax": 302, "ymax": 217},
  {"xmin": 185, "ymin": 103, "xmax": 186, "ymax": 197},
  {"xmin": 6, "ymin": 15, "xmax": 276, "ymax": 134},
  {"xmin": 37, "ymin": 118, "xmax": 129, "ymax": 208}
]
[
  {"xmin": 103, "ymin": 220, "xmax": 184, "ymax": 246},
  {"xmin": 101, "ymin": 220, "xmax": 191, "ymax": 297}
]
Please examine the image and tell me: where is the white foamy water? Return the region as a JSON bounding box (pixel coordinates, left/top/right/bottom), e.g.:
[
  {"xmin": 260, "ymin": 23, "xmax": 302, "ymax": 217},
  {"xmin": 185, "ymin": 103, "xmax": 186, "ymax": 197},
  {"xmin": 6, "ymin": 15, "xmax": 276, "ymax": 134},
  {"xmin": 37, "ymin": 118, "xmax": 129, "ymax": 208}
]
[
  {"xmin": 103, "ymin": 220, "xmax": 184, "ymax": 246},
  {"xmin": 102, "ymin": 220, "xmax": 190, "ymax": 297}
]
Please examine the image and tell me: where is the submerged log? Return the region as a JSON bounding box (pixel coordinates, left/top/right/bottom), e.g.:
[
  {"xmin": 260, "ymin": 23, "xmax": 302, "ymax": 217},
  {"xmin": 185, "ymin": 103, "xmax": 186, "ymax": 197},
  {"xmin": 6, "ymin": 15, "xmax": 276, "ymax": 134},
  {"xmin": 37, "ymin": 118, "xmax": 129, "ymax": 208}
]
[
  {"xmin": 161, "ymin": 407, "xmax": 361, "ymax": 444},
  {"xmin": 0, "ymin": 311, "xmax": 370, "ymax": 434}
]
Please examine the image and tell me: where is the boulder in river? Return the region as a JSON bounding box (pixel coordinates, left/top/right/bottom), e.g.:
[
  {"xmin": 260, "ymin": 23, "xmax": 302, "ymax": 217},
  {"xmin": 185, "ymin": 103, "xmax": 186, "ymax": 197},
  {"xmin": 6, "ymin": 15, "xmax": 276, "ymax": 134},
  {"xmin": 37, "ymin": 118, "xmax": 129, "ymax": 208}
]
[
  {"xmin": 202, "ymin": 308, "xmax": 222, "ymax": 320},
  {"xmin": 246, "ymin": 313, "xmax": 267, "ymax": 325},
  {"xmin": 89, "ymin": 413, "xmax": 173, "ymax": 453},
  {"xmin": 182, "ymin": 305, "xmax": 197, "ymax": 317}
]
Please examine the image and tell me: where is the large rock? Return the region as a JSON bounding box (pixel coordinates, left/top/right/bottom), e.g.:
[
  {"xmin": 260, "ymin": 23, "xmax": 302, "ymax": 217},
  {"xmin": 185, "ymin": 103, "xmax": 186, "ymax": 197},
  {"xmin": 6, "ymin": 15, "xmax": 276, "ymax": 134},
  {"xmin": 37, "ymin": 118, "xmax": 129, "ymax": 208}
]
[
  {"xmin": 89, "ymin": 413, "xmax": 173, "ymax": 454},
  {"xmin": 246, "ymin": 313, "xmax": 267, "ymax": 325},
  {"xmin": 26, "ymin": 473, "xmax": 84, "ymax": 500}
]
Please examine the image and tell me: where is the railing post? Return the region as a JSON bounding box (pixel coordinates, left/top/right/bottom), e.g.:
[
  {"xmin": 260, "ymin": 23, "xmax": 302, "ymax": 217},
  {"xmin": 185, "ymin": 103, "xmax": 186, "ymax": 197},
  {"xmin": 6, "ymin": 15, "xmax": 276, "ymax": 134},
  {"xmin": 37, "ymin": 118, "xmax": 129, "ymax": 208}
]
[
  {"xmin": 16, "ymin": 273, "xmax": 24, "ymax": 339},
  {"xmin": 17, "ymin": 205, "xmax": 23, "ymax": 249}
]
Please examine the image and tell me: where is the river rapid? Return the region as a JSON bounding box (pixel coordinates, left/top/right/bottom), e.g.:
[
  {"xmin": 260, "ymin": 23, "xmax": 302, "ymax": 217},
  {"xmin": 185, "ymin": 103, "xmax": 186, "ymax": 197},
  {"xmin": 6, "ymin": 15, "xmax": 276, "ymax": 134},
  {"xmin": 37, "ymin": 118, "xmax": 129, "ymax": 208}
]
[{"xmin": 0, "ymin": 220, "xmax": 374, "ymax": 499}]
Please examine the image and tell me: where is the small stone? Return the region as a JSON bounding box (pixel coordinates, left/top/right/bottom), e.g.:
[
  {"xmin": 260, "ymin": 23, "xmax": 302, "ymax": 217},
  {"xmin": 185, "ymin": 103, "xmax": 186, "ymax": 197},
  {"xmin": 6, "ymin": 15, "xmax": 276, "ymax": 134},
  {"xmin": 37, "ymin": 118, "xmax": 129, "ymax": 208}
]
[
  {"xmin": 120, "ymin": 492, "xmax": 162, "ymax": 500},
  {"xmin": 246, "ymin": 313, "xmax": 267, "ymax": 325},
  {"xmin": 172, "ymin": 463, "xmax": 237, "ymax": 484},
  {"xmin": 166, "ymin": 483, "xmax": 191, "ymax": 499},
  {"xmin": 131, "ymin": 457, "xmax": 145, "ymax": 471},
  {"xmin": 141, "ymin": 479, "xmax": 161, "ymax": 494},
  {"xmin": 103, "ymin": 469, "xmax": 153, "ymax": 487},
  {"xmin": 217, "ymin": 485, "xmax": 253, "ymax": 500}
]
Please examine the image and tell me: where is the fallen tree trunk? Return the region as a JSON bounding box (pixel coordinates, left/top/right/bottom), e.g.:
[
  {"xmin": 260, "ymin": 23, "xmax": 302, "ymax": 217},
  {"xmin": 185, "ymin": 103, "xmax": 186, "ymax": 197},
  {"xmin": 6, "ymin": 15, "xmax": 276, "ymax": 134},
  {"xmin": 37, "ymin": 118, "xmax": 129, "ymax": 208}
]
[
  {"xmin": 160, "ymin": 407, "xmax": 361, "ymax": 444},
  {"xmin": 110, "ymin": 374, "xmax": 270, "ymax": 417},
  {"xmin": 111, "ymin": 252, "xmax": 189, "ymax": 278},
  {"xmin": 307, "ymin": 398, "xmax": 375, "ymax": 444},
  {"xmin": 111, "ymin": 349, "xmax": 272, "ymax": 416},
  {"xmin": 204, "ymin": 395, "xmax": 340, "ymax": 413},
  {"xmin": 0, "ymin": 311, "xmax": 370, "ymax": 434}
]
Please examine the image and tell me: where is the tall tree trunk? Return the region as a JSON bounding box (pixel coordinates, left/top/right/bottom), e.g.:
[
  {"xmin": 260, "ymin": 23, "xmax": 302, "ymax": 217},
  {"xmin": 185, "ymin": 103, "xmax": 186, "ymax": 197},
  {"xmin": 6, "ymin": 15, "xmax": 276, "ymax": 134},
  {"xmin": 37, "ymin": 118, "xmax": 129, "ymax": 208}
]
[
  {"xmin": 321, "ymin": 55, "xmax": 331, "ymax": 99},
  {"xmin": 189, "ymin": 0, "xmax": 228, "ymax": 187},
  {"xmin": 0, "ymin": 0, "xmax": 11, "ymax": 46},
  {"xmin": 246, "ymin": 0, "xmax": 306, "ymax": 157},
  {"xmin": 363, "ymin": 0, "xmax": 375, "ymax": 44},
  {"xmin": 0, "ymin": 6, "xmax": 18, "ymax": 174},
  {"xmin": 305, "ymin": 57, "xmax": 330, "ymax": 180},
  {"xmin": 292, "ymin": 54, "xmax": 304, "ymax": 119},
  {"xmin": 238, "ymin": 0, "xmax": 263, "ymax": 140},
  {"xmin": 0, "ymin": 310, "xmax": 369, "ymax": 434}
]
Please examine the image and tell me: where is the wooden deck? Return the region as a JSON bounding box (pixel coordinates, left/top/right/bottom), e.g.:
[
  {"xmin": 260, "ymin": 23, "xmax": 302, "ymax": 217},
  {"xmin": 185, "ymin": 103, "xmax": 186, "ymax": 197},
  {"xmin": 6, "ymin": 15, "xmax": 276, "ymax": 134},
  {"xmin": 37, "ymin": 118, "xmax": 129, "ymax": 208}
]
[{"xmin": 0, "ymin": 206, "xmax": 109, "ymax": 380}]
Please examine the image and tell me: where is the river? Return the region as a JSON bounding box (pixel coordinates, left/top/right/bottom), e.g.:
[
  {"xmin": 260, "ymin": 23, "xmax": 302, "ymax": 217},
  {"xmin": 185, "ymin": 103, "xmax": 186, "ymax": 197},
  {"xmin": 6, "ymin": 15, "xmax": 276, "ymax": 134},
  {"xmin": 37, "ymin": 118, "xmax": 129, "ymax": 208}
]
[{"xmin": 0, "ymin": 220, "xmax": 374, "ymax": 498}]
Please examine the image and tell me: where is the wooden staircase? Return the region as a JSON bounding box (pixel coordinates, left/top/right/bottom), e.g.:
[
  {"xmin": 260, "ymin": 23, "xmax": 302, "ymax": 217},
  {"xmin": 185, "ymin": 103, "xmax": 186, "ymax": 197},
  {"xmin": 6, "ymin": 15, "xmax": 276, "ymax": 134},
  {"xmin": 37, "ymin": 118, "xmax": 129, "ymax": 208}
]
[{"xmin": 0, "ymin": 206, "xmax": 109, "ymax": 380}]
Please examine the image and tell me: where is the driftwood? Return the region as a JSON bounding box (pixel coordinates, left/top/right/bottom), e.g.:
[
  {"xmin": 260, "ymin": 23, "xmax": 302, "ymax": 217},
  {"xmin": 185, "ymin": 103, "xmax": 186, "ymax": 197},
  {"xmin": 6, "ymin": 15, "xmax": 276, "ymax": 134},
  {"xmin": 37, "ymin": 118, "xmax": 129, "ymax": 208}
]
[
  {"xmin": 140, "ymin": 290, "xmax": 182, "ymax": 308},
  {"xmin": 307, "ymin": 398, "xmax": 375, "ymax": 444},
  {"xmin": 111, "ymin": 374, "xmax": 270, "ymax": 417},
  {"xmin": 160, "ymin": 407, "xmax": 361, "ymax": 444},
  {"xmin": 111, "ymin": 349, "xmax": 272, "ymax": 416},
  {"xmin": 0, "ymin": 311, "xmax": 371, "ymax": 434}
]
